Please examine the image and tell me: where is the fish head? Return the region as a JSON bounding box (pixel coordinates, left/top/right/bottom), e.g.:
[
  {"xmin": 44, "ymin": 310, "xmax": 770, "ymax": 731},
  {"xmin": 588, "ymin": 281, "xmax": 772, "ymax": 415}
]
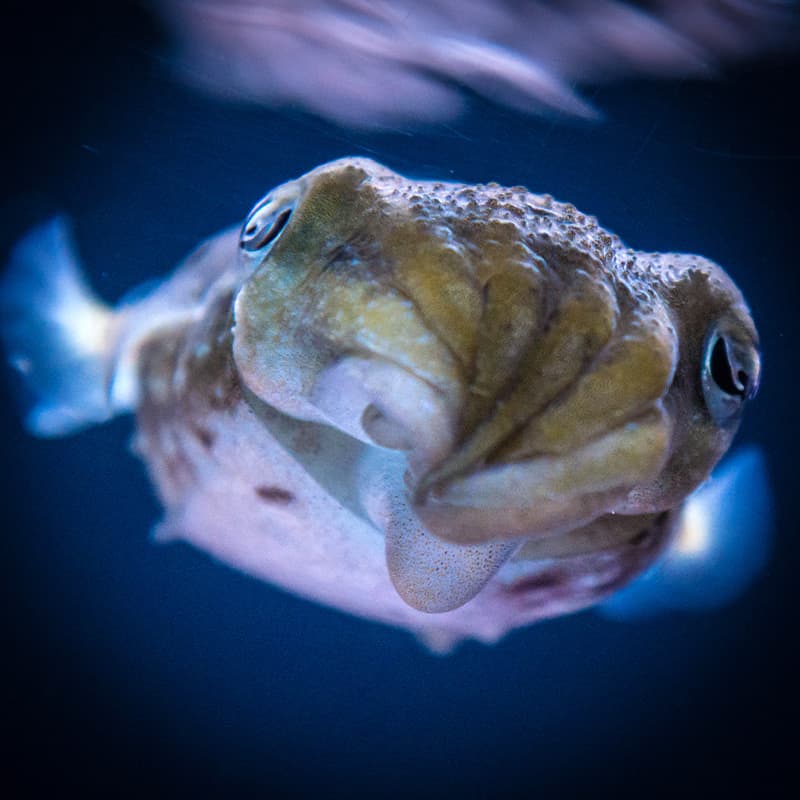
[{"xmin": 232, "ymin": 157, "xmax": 760, "ymax": 550}]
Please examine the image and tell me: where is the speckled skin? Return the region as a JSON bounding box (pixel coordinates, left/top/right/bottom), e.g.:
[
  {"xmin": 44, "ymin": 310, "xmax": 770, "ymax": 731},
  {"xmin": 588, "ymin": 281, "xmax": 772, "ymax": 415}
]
[{"xmin": 123, "ymin": 158, "xmax": 758, "ymax": 649}]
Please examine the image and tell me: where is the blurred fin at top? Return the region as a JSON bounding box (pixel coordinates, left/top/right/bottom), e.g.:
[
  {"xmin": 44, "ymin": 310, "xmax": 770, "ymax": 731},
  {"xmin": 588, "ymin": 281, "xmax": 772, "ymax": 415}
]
[
  {"xmin": 598, "ymin": 447, "xmax": 775, "ymax": 620},
  {"xmin": 153, "ymin": 0, "xmax": 800, "ymax": 128}
]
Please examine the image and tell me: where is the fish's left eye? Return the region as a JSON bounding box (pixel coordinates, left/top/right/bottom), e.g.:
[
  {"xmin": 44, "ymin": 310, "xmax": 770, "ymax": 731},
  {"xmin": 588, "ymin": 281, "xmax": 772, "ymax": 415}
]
[
  {"xmin": 701, "ymin": 325, "xmax": 760, "ymax": 425},
  {"xmin": 240, "ymin": 199, "xmax": 294, "ymax": 254}
]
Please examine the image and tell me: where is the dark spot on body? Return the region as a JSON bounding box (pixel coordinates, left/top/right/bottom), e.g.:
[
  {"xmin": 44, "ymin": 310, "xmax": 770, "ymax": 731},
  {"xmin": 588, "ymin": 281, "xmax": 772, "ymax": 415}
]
[
  {"xmin": 508, "ymin": 571, "xmax": 563, "ymax": 594},
  {"xmin": 255, "ymin": 485, "xmax": 295, "ymax": 505},
  {"xmin": 191, "ymin": 425, "xmax": 215, "ymax": 449}
]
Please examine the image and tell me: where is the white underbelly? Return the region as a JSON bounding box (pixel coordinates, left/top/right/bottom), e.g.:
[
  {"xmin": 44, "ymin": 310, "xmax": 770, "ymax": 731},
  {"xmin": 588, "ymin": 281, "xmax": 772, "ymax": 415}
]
[
  {"xmin": 151, "ymin": 401, "xmax": 530, "ymax": 651},
  {"xmin": 149, "ymin": 400, "xmax": 638, "ymax": 651}
]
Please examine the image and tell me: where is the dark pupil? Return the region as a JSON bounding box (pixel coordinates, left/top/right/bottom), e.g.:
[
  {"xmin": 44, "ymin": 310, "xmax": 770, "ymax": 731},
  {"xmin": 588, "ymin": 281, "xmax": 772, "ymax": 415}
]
[
  {"xmin": 710, "ymin": 336, "xmax": 747, "ymax": 397},
  {"xmin": 241, "ymin": 207, "xmax": 292, "ymax": 251}
]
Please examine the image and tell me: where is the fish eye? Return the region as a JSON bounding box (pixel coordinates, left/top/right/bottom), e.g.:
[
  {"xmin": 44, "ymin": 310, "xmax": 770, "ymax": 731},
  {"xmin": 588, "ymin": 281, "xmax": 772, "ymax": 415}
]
[
  {"xmin": 240, "ymin": 199, "xmax": 294, "ymax": 254},
  {"xmin": 701, "ymin": 324, "xmax": 760, "ymax": 425}
]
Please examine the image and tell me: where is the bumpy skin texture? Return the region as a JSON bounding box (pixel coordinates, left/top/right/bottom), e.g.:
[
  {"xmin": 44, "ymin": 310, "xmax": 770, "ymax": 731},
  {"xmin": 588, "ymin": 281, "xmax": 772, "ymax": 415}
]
[{"xmin": 131, "ymin": 158, "xmax": 758, "ymax": 648}]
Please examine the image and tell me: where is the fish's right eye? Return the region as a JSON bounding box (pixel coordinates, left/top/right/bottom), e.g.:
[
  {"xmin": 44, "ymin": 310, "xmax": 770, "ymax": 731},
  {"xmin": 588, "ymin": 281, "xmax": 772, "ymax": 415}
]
[
  {"xmin": 240, "ymin": 199, "xmax": 294, "ymax": 254},
  {"xmin": 701, "ymin": 324, "xmax": 760, "ymax": 426}
]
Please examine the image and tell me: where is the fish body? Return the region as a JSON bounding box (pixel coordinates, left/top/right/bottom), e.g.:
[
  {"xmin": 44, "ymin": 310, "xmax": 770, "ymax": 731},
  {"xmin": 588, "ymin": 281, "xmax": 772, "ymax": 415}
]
[{"xmin": 0, "ymin": 158, "xmax": 760, "ymax": 650}]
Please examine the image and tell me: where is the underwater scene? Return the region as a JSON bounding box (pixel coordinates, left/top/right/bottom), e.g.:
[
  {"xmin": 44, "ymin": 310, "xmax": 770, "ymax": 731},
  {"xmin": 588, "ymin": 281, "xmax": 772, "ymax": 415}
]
[{"xmin": 1, "ymin": 1, "xmax": 798, "ymax": 795}]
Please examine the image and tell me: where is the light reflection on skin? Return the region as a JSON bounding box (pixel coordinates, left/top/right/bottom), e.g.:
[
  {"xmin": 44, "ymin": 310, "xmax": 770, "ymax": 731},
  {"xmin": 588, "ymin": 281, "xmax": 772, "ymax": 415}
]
[{"xmin": 156, "ymin": 0, "xmax": 799, "ymax": 128}]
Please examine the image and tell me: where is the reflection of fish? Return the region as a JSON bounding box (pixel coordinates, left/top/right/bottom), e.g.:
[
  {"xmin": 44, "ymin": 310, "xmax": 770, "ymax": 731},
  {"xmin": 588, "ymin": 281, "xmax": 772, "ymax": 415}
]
[
  {"xmin": 0, "ymin": 158, "xmax": 761, "ymax": 651},
  {"xmin": 156, "ymin": 0, "xmax": 800, "ymax": 127}
]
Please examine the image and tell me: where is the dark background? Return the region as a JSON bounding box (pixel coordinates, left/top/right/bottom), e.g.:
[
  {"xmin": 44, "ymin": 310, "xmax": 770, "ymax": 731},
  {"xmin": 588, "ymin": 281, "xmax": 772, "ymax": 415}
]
[{"xmin": 1, "ymin": 2, "xmax": 797, "ymax": 796}]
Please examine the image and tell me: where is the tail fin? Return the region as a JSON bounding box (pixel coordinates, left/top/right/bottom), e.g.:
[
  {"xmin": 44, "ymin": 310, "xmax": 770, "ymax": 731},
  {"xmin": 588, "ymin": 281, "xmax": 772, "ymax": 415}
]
[{"xmin": 0, "ymin": 216, "xmax": 117, "ymax": 437}]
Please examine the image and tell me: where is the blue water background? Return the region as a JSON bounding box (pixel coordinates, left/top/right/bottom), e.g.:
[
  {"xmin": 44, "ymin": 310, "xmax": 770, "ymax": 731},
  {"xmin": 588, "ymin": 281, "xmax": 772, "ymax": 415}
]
[{"xmin": 1, "ymin": 4, "xmax": 797, "ymax": 795}]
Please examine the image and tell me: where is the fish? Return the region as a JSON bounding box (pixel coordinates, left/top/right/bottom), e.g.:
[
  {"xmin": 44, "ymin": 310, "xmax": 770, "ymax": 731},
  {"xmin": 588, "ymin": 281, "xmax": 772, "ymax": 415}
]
[
  {"xmin": 0, "ymin": 157, "xmax": 761, "ymax": 651},
  {"xmin": 156, "ymin": 0, "xmax": 800, "ymax": 128}
]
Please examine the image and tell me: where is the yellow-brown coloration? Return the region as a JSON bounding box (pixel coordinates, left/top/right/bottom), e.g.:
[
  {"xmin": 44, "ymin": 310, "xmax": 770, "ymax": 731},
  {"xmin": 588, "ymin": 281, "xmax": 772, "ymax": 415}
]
[{"xmin": 233, "ymin": 157, "xmax": 757, "ymax": 565}]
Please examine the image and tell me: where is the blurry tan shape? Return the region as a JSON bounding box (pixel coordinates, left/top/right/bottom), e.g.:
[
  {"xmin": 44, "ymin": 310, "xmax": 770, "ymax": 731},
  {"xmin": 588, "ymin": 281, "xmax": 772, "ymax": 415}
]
[{"xmin": 157, "ymin": 0, "xmax": 798, "ymax": 127}]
